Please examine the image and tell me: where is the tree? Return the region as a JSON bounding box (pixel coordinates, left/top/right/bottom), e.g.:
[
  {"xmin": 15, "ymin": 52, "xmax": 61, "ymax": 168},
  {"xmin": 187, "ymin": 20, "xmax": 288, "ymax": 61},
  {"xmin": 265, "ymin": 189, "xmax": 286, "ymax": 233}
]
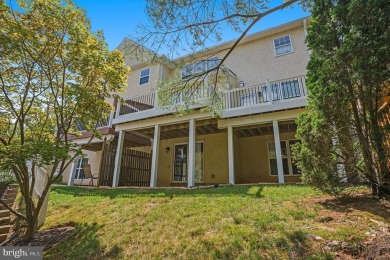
[
  {"xmin": 295, "ymin": 0, "xmax": 390, "ymax": 196},
  {"xmin": 128, "ymin": 0, "xmax": 304, "ymax": 114},
  {"xmin": 0, "ymin": 0, "xmax": 129, "ymax": 240}
]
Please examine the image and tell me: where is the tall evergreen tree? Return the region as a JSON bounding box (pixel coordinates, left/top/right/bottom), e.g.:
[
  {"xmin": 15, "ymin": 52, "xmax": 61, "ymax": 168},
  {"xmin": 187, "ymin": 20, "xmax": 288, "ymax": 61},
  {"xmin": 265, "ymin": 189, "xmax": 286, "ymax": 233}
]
[{"xmin": 296, "ymin": 0, "xmax": 390, "ymax": 195}]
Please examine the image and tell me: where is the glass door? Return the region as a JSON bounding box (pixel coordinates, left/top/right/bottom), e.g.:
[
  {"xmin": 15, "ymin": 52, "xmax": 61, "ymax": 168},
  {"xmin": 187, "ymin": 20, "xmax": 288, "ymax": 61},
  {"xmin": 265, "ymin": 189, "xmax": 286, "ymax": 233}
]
[
  {"xmin": 173, "ymin": 144, "xmax": 188, "ymax": 181},
  {"xmin": 173, "ymin": 142, "xmax": 204, "ymax": 182}
]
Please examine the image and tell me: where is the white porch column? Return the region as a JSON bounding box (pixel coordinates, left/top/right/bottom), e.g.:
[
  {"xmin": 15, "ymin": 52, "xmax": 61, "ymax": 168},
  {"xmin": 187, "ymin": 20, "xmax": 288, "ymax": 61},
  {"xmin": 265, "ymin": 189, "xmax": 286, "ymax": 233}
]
[
  {"xmin": 272, "ymin": 120, "xmax": 285, "ymax": 183},
  {"xmin": 67, "ymin": 156, "xmax": 79, "ymax": 186},
  {"xmin": 187, "ymin": 119, "xmax": 196, "ymax": 188},
  {"xmin": 227, "ymin": 126, "xmax": 235, "ymax": 184},
  {"xmin": 112, "ymin": 130, "xmax": 125, "ymax": 187},
  {"xmin": 150, "ymin": 124, "xmax": 160, "ymax": 187}
]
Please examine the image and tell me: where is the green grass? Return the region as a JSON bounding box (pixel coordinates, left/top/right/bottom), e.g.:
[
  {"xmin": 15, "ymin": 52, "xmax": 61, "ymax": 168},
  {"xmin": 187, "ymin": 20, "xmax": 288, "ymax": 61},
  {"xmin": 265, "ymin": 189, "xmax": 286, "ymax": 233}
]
[{"xmin": 42, "ymin": 185, "xmax": 387, "ymax": 259}]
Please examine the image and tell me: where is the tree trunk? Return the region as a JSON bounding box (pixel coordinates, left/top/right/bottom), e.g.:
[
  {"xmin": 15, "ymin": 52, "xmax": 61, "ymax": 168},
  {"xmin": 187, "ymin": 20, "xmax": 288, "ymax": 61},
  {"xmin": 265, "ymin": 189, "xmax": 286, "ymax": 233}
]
[
  {"xmin": 370, "ymin": 179, "xmax": 390, "ymax": 196},
  {"xmin": 25, "ymin": 218, "xmax": 37, "ymax": 241}
]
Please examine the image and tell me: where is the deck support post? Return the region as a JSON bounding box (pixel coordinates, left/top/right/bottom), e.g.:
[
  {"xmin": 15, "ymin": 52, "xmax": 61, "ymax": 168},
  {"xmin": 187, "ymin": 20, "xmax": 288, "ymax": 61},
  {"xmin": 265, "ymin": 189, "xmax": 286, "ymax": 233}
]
[
  {"xmin": 188, "ymin": 119, "xmax": 196, "ymax": 188},
  {"xmin": 112, "ymin": 130, "xmax": 125, "ymax": 187},
  {"xmin": 273, "ymin": 120, "xmax": 285, "ymax": 183},
  {"xmin": 67, "ymin": 156, "xmax": 79, "ymax": 186},
  {"xmin": 150, "ymin": 124, "xmax": 160, "ymax": 187},
  {"xmin": 227, "ymin": 126, "xmax": 235, "ymax": 185}
]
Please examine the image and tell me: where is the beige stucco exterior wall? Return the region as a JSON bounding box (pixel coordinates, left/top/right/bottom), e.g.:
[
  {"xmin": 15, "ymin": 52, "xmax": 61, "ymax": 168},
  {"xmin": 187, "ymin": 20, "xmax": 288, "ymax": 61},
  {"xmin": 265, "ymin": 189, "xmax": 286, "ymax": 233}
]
[
  {"xmin": 222, "ymin": 27, "xmax": 309, "ymax": 85},
  {"xmin": 118, "ymin": 23, "xmax": 309, "ymax": 101},
  {"xmin": 121, "ymin": 64, "xmax": 161, "ymax": 98},
  {"xmin": 61, "ymin": 150, "xmax": 102, "ymax": 186},
  {"xmin": 156, "ymin": 132, "xmax": 229, "ymax": 186},
  {"xmin": 237, "ymin": 131, "xmax": 301, "ymax": 184}
]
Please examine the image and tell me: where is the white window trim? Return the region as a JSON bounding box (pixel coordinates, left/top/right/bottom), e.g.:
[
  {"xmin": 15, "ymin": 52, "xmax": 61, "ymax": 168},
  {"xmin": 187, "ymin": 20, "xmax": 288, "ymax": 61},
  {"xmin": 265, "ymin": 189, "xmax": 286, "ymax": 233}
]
[
  {"xmin": 267, "ymin": 139, "xmax": 301, "ymax": 177},
  {"xmin": 75, "ymin": 157, "xmax": 89, "ymax": 179},
  {"xmin": 181, "ymin": 57, "xmax": 218, "ymax": 79},
  {"xmin": 172, "ymin": 141, "xmax": 204, "ymax": 183},
  {"xmin": 139, "ymin": 67, "xmax": 151, "ymax": 85},
  {"xmin": 274, "ymin": 35, "xmax": 293, "ymax": 57}
]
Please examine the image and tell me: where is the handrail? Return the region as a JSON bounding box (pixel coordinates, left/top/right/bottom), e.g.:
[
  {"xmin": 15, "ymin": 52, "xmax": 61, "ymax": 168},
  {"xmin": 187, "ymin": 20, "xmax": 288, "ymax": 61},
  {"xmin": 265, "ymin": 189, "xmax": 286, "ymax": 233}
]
[
  {"xmin": 122, "ymin": 91, "xmax": 155, "ymax": 101},
  {"xmin": 227, "ymin": 75, "xmax": 306, "ymax": 93},
  {"xmin": 225, "ymin": 76, "xmax": 307, "ymax": 109},
  {"xmin": 116, "ymin": 75, "xmax": 307, "ymax": 117}
]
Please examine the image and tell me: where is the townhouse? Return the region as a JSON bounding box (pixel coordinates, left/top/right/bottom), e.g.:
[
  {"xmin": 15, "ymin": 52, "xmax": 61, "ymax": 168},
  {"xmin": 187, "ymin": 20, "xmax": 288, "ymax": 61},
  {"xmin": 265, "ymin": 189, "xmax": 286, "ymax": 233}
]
[{"xmin": 62, "ymin": 17, "xmax": 311, "ymax": 188}]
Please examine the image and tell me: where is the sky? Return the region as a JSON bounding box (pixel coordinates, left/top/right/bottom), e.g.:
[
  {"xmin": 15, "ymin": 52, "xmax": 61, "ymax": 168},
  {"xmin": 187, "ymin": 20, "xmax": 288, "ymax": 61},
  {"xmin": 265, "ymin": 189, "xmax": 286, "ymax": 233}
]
[{"xmin": 73, "ymin": 0, "xmax": 310, "ymax": 51}]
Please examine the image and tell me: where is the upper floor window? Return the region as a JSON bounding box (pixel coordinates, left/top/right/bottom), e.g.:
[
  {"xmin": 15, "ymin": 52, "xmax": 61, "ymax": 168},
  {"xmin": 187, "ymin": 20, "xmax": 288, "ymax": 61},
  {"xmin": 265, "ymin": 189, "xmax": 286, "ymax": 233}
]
[
  {"xmin": 139, "ymin": 68, "xmax": 150, "ymax": 85},
  {"xmin": 181, "ymin": 57, "xmax": 218, "ymax": 79},
  {"xmin": 274, "ymin": 36, "xmax": 293, "ymax": 56}
]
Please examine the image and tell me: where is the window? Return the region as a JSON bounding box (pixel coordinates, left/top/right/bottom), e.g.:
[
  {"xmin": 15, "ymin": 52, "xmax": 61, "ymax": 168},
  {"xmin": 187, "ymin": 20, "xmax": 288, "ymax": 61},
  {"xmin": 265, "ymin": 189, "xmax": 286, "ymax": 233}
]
[
  {"xmin": 139, "ymin": 68, "xmax": 150, "ymax": 85},
  {"xmin": 173, "ymin": 142, "xmax": 204, "ymax": 182},
  {"xmin": 75, "ymin": 158, "xmax": 89, "ymax": 179},
  {"xmin": 274, "ymin": 36, "xmax": 292, "ymax": 56},
  {"xmin": 181, "ymin": 57, "xmax": 219, "ymax": 79},
  {"xmin": 268, "ymin": 140, "xmax": 300, "ymax": 176},
  {"xmin": 181, "ymin": 65, "xmax": 193, "ymax": 79}
]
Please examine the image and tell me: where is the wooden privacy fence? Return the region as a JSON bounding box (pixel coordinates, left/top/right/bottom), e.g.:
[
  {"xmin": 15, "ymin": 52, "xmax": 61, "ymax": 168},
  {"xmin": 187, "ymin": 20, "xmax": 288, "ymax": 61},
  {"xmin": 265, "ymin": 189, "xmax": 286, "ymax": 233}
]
[
  {"xmin": 119, "ymin": 149, "xmax": 151, "ymax": 187},
  {"xmin": 98, "ymin": 139, "xmax": 117, "ymax": 187},
  {"xmin": 98, "ymin": 140, "xmax": 152, "ymax": 187}
]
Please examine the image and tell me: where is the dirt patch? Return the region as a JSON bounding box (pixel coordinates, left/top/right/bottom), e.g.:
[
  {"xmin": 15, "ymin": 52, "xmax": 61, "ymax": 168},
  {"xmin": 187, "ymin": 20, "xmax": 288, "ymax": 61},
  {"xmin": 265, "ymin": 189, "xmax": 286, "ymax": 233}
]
[
  {"xmin": 5, "ymin": 226, "xmax": 75, "ymax": 250},
  {"xmin": 363, "ymin": 233, "xmax": 390, "ymax": 259},
  {"xmin": 308, "ymin": 192, "xmax": 390, "ymax": 259}
]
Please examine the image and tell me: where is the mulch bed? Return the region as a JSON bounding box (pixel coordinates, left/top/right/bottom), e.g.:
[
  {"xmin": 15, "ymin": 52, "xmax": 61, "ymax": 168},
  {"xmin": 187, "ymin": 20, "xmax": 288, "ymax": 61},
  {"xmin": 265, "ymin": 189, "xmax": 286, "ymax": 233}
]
[{"xmin": 5, "ymin": 226, "xmax": 75, "ymax": 250}]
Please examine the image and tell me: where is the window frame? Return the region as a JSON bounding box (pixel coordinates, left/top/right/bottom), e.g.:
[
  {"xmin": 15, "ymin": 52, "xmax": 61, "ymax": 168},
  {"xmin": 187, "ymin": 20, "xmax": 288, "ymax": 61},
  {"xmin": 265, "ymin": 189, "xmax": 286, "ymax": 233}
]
[
  {"xmin": 181, "ymin": 57, "xmax": 218, "ymax": 79},
  {"xmin": 75, "ymin": 157, "xmax": 89, "ymax": 179},
  {"xmin": 172, "ymin": 141, "xmax": 204, "ymax": 183},
  {"xmin": 139, "ymin": 68, "xmax": 151, "ymax": 85},
  {"xmin": 273, "ymin": 35, "xmax": 293, "ymax": 57},
  {"xmin": 267, "ymin": 139, "xmax": 301, "ymax": 176}
]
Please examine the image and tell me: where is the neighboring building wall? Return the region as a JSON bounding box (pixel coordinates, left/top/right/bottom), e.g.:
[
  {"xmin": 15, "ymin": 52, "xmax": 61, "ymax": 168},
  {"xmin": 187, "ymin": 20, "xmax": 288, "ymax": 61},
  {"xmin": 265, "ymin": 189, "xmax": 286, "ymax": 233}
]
[
  {"xmin": 237, "ymin": 132, "xmax": 301, "ymax": 183},
  {"xmin": 156, "ymin": 132, "xmax": 229, "ymax": 186}
]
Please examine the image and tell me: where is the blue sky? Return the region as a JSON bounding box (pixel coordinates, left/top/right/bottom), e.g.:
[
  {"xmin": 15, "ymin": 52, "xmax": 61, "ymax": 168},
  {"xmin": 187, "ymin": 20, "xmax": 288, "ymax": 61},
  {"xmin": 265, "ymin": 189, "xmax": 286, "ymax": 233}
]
[{"xmin": 74, "ymin": 0, "xmax": 310, "ymax": 51}]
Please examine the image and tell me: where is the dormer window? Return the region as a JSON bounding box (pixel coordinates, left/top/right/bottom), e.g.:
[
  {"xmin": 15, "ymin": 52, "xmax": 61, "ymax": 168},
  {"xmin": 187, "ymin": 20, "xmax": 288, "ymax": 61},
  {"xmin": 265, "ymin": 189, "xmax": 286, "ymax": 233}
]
[
  {"xmin": 139, "ymin": 68, "xmax": 150, "ymax": 85},
  {"xmin": 274, "ymin": 36, "xmax": 293, "ymax": 56}
]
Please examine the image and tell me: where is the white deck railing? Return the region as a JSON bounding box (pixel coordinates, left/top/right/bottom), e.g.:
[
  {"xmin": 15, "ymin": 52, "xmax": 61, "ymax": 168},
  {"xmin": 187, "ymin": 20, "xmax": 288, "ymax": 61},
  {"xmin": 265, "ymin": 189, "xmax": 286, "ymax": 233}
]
[
  {"xmin": 225, "ymin": 76, "xmax": 307, "ymax": 109},
  {"xmin": 117, "ymin": 91, "xmax": 156, "ymax": 117},
  {"xmin": 116, "ymin": 76, "xmax": 307, "ymax": 118}
]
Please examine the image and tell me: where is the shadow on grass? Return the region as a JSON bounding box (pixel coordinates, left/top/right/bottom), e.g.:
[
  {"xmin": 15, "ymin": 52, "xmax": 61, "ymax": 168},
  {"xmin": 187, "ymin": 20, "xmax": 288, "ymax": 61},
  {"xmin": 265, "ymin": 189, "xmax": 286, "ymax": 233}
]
[
  {"xmin": 318, "ymin": 194, "xmax": 390, "ymax": 221},
  {"xmin": 45, "ymin": 222, "xmax": 123, "ymax": 260},
  {"xmin": 50, "ymin": 185, "xmax": 270, "ymax": 199}
]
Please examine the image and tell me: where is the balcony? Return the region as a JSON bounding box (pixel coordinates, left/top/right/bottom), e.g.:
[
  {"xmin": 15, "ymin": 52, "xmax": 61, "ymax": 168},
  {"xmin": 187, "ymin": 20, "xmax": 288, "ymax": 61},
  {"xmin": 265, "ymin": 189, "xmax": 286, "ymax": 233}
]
[
  {"xmin": 222, "ymin": 75, "xmax": 307, "ymax": 118},
  {"xmin": 113, "ymin": 75, "xmax": 307, "ymax": 125}
]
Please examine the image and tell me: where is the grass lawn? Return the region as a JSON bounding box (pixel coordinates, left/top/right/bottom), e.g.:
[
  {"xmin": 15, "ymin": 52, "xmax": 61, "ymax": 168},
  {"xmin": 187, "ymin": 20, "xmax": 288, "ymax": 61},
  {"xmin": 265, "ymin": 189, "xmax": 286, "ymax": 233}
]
[{"xmin": 41, "ymin": 185, "xmax": 389, "ymax": 259}]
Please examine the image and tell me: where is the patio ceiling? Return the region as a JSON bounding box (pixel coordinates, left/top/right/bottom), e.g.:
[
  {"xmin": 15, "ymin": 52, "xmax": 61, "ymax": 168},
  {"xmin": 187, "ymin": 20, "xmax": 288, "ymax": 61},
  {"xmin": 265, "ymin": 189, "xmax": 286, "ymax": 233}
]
[
  {"xmin": 235, "ymin": 120, "xmax": 297, "ymax": 138},
  {"xmin": 134, "ymin": 119, "xmax": 226, "ymax": 140}
]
